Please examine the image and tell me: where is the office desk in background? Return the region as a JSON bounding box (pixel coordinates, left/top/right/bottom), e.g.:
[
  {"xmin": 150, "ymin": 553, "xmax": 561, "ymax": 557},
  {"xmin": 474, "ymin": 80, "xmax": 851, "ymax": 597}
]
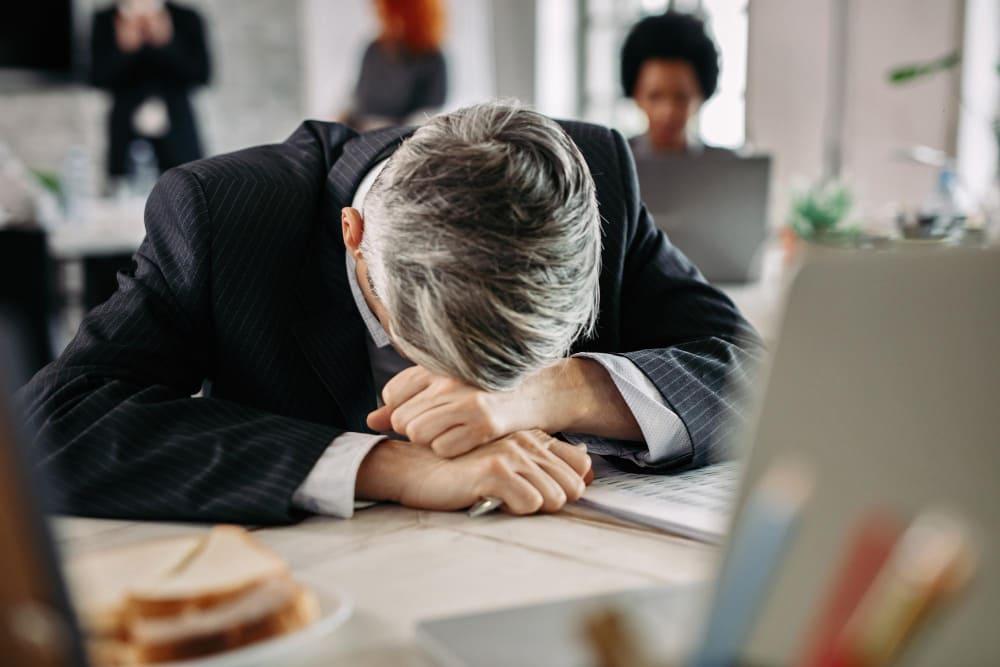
[{"xmin": 54, "ymin": 507, "xmax": 718, "ymax": 666}]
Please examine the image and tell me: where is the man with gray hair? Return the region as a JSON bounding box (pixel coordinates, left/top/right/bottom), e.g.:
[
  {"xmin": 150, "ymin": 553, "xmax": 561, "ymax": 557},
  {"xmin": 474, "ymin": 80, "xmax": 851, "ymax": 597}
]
[{"xmin": 19, "ymin": 102, "xmax": 762, "ymax": 523}]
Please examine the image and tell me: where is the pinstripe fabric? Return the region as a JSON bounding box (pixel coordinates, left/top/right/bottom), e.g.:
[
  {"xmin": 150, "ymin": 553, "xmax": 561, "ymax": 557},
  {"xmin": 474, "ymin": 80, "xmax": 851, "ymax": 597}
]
[{"xmin": 17, "ymin": 118, "xmax": 762, "ymax": 524}]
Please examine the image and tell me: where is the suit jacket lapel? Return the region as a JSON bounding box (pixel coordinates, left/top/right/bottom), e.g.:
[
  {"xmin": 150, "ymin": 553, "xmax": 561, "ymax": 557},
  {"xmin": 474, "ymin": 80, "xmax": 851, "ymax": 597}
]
[
  {"xmin": 292, "ymin": 125, "xmax": 415, "ymax": 432},
  {"xmin": 326, "ymin": 125, "xmax": 415, "ymax": 205}
]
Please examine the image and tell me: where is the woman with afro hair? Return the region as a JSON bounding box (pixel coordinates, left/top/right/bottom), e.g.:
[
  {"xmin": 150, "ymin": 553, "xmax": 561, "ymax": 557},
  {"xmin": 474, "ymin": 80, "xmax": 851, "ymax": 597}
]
[{"xmin": 621, "ymin": 11, "xmax": 727, "ymax": 157}]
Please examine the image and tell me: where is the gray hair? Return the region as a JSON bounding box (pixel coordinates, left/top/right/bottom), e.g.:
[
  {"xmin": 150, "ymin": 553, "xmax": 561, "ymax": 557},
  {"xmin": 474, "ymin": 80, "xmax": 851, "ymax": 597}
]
[{"xmin": 362, "ymin": 102, "xmax": 602, "ymax": 391}]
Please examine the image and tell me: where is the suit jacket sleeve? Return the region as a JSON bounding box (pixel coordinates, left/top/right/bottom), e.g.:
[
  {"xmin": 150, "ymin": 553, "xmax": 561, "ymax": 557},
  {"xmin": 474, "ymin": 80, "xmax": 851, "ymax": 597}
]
[
  {"xmin": 610, "ymin": 129, "xmax": 765, "ymax": 469},
  {"xmin": 17, "ymin": 168, "xmax": 339, "ymax": 524}
]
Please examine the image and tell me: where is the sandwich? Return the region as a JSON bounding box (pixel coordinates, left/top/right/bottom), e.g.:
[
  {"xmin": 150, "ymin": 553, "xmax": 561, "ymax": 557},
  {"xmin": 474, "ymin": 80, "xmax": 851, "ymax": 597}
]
[{"xmin": 66, "ymin": 526, "xmax": 319, "ymax": 665}]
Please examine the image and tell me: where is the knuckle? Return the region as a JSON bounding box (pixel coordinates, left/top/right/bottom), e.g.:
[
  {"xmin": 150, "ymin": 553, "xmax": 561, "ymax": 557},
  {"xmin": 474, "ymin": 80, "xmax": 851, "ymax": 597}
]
[
  {"xmin": 405, "ymin": 423, "xmax": 424, "ymax": 443},
  {"xmin": 432, "ymin": 439, "xmax": 457, "ymax": 457},
  {"xmin": 499, "ymin": 439, "xmax": 521, "ymax": 456},
  {"xmin": 510, "ymin": 431, "xmax": 530, "ymax": 447},
  {"xmin": 390, "ymin": 412, "xmax": 406, "ymax": 433},
  {"xmin": 487, "ymin": 456, "xmax": 511, "ymax": 476}
]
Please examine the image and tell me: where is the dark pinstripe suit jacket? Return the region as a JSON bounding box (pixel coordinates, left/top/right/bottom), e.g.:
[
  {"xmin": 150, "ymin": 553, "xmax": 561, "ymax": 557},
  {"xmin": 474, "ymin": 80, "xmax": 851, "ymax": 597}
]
[{"xmin": 19, "ymin": 120, "xmax": 763, "ymax": 524}]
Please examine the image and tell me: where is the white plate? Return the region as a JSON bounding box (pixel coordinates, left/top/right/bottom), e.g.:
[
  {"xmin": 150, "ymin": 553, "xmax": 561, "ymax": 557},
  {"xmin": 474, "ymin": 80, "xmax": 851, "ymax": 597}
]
[{"xmin": 157, "ymin": 588, "xmax": 352, "ymax": 667}]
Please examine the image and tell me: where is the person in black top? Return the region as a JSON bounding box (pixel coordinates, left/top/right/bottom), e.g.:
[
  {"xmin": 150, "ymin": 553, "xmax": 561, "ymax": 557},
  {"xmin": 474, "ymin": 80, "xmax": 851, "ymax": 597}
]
[
  {"xmin": 91, "ymin": 0, "xmax": 210, "ymax": 179},
  {"xmin": 621, "ymin": 11, "xmax": 726, "ymax": 158},
  {"xmin": 343, "ymin": 0, "xmax": 447, "ymax": 131}
]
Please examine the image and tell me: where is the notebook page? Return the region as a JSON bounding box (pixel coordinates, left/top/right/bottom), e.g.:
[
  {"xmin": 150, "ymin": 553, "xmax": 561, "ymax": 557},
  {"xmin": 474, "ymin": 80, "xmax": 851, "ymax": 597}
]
[{"xmin": 579, "ymin": 457, "xmax": 742, "ymax": 542}]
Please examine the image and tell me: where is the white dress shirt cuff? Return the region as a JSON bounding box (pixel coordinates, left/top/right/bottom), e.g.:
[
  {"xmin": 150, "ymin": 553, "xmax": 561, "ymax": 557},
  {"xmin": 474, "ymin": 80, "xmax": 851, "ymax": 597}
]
[
  {"xmin": 567, "ymin": 352, "xmax": 692, "ymax": 466},
  {"xmin": 292, "ymin": 432, "xmax": 385, "ymax": 518}
]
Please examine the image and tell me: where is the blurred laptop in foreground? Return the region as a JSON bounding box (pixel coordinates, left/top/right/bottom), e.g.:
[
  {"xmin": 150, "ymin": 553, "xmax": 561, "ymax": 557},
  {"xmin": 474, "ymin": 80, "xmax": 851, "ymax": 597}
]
[{"xmin": 420, "ymin": 246, "xmax": 1000, "ymax": 666}]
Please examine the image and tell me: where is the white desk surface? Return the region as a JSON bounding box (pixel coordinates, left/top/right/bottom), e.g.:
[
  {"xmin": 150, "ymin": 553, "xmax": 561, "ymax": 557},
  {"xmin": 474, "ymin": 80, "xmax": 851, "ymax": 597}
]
[{"xmin": 53, "ymin": 508, "xmax": 718, "ymax": 666}]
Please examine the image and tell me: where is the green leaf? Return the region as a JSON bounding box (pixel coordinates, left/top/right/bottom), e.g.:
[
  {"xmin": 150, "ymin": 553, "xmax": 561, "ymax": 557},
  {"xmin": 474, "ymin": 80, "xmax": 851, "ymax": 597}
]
[
  {"xmin": 888, "ymin": 51, "xmax": 961, "ymax": 85},
  {"xmin": 29, "ymin": 169, "xmax": 62, "ymax": 197}
]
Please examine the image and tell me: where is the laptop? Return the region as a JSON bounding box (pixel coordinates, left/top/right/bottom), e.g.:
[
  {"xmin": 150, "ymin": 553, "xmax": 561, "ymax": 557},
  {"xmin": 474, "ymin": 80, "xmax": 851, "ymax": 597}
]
[
  {"xmin": 634, "ymin": 153, "xmax": 771, "ymax": 284},
  {"xmin": 0, "ymin": 323, "xmax": 89, "ymax": 667},
  {"xmin": 419, "ymin": 246, "xmax": 1000, "ymax": 666},
  {"xmin": 732, "ymin": 246, "xmax": 1000, "ymax": 666}
]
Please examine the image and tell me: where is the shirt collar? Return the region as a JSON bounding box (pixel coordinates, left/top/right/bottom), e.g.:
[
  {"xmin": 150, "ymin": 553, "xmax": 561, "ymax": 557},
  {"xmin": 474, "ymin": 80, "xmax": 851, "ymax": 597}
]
[{"xmin": 346, "ymin": 158, "xmax": 392, "ymax": 348}]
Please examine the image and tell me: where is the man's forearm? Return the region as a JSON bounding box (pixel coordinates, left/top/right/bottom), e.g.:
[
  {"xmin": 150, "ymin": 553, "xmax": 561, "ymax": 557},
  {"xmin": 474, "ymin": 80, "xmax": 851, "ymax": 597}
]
[{"xmin": 537, "ymin": 358, "xmax": 643, "ymax": 441}]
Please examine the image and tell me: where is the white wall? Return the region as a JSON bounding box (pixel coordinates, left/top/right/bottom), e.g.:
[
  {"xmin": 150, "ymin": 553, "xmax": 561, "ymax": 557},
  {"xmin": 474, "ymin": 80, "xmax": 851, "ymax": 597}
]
[
  {"xmin": 747, "ymin": 0, "xmax": 836, "ymax": 225},
  {"xmin": 300, "ymin": 0, "xmax": 497, "ymax": 119},
  {"xmin": 748, "ymin": 0, "xmax": 964, "ymax": 227},
  {"xmin": 840, "ymin": 0, "xmax": 963, "ymax": 221}
]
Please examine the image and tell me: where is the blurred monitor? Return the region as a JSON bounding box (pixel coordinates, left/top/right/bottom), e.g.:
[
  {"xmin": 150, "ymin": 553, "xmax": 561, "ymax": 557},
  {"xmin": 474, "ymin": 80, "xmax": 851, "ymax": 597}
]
[{"xmin": 636, "ymin": 154, "xmax": 771, "ymax": 284}]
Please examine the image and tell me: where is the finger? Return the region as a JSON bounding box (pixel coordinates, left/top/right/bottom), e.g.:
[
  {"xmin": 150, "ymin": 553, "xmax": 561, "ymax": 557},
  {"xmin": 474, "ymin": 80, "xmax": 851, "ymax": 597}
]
[
  {"xmin": 381, "ymin": 366, "xmax": 430, "ymax": 408},
  {"xmin": 517, "ymin": 432, "xmax": 586, "ymax": 502},
  {"xmin": 532, "ymin": 449, "xmax": 587, "ymax": 502},
  {"xmin": 390, "ymin": 391, "xmax": 464, "ymax": 442},
  {"xmin": 549, "ymin": 440, "xmax": 592, "ymax": 478},
  {"xmin": 429, "ymin": 423, "xmax": 489, "ymax": 458},
  {"xmin": 483, "ymin": 465, "xmax": 544, "ymax": 516},
  {"xmin": 583, "ymin": 466, "xmax": 595, "ymax": 485},
  {"xmin": 366, "ymin": 404, "xmax": 393, "ymax": 432},
  {"xmin": 515, "ymin": 460, "xmax": 567, "ymax": 513},
  {"xmin": 406, "ymin": 405, "xmax": 467, "ymax": 449}
]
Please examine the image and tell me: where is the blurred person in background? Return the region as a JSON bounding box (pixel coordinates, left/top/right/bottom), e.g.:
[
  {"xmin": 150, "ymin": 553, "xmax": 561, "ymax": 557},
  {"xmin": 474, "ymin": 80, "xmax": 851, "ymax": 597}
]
[
  {"xmin": 342, "ymin": 0, "xmax": 447, "ymax": 131},
  {"xmin": 621, "ymin": 11, "xmax": 727, "ymax": 158},
  {"xmin": 91, "ymin": 0, "xmax": 211, "ymax": 183}
]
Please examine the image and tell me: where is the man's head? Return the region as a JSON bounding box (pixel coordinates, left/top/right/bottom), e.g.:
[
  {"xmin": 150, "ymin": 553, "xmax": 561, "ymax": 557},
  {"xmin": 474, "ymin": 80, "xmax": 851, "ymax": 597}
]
[{"xmin": 342, "ymin": 103, "xmax": 602, "ymax": 391}]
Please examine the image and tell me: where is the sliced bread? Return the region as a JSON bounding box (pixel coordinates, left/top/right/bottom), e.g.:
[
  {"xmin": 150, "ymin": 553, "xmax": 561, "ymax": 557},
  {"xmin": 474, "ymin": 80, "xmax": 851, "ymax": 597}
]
[
  {"xmin": 129, "ymin": 578, "xmax": 319, "ymax": 664},
  {"xmin": 126, "ymin": 526, "xmax": 289, "ymax": 618},
  {"xmin": 66, "ymin": 535, "xmax": 203, "ymax": 638}
]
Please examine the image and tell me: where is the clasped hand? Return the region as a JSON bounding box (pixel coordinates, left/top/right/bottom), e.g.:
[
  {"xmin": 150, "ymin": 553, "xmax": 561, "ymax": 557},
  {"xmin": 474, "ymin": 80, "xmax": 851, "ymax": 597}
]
[
  {"xmin": 358, "ymin": 363, "xmax": 595, "ymax": 515},
  {"xmin": 367, "ymin": 364, "xmax": 567, "ymax": 456}
]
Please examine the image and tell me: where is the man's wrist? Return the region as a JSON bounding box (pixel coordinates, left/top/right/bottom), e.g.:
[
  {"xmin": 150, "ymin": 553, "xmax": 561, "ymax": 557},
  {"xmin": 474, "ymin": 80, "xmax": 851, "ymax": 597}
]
[
  {"xmin": 526, "ymin": 357, "xmax": 597, "ymax": 434},
  {"xmin": 355, "ymin": 439, "xmax": 425, "ymax": 503}
]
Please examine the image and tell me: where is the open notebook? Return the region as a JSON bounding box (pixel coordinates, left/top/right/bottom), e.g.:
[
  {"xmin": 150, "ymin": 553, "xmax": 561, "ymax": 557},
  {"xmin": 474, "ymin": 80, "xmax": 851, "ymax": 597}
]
[{"xmin": 577, "ymin": 456, "xmax": 741, "ymax": 543}]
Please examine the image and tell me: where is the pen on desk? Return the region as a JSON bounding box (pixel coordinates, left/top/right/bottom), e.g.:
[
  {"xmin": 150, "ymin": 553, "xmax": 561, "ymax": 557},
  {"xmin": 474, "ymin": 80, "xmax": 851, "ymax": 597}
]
[{"xmin": 468, "ymin": 496, "xmax": 503, "ymax": 517}]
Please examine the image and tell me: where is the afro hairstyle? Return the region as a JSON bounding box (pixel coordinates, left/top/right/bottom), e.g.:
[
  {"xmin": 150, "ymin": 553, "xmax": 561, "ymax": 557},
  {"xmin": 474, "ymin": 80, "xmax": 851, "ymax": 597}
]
[{"xmin": 620, "ymin": 11, "xmax": 720, "ymax": 100}]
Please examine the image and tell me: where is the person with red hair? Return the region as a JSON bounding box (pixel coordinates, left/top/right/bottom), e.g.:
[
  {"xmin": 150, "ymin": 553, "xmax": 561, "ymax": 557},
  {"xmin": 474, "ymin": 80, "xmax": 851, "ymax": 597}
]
[{"xmin": 345, "ymin": 0, "xmax": 448, "ymax": 130}]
